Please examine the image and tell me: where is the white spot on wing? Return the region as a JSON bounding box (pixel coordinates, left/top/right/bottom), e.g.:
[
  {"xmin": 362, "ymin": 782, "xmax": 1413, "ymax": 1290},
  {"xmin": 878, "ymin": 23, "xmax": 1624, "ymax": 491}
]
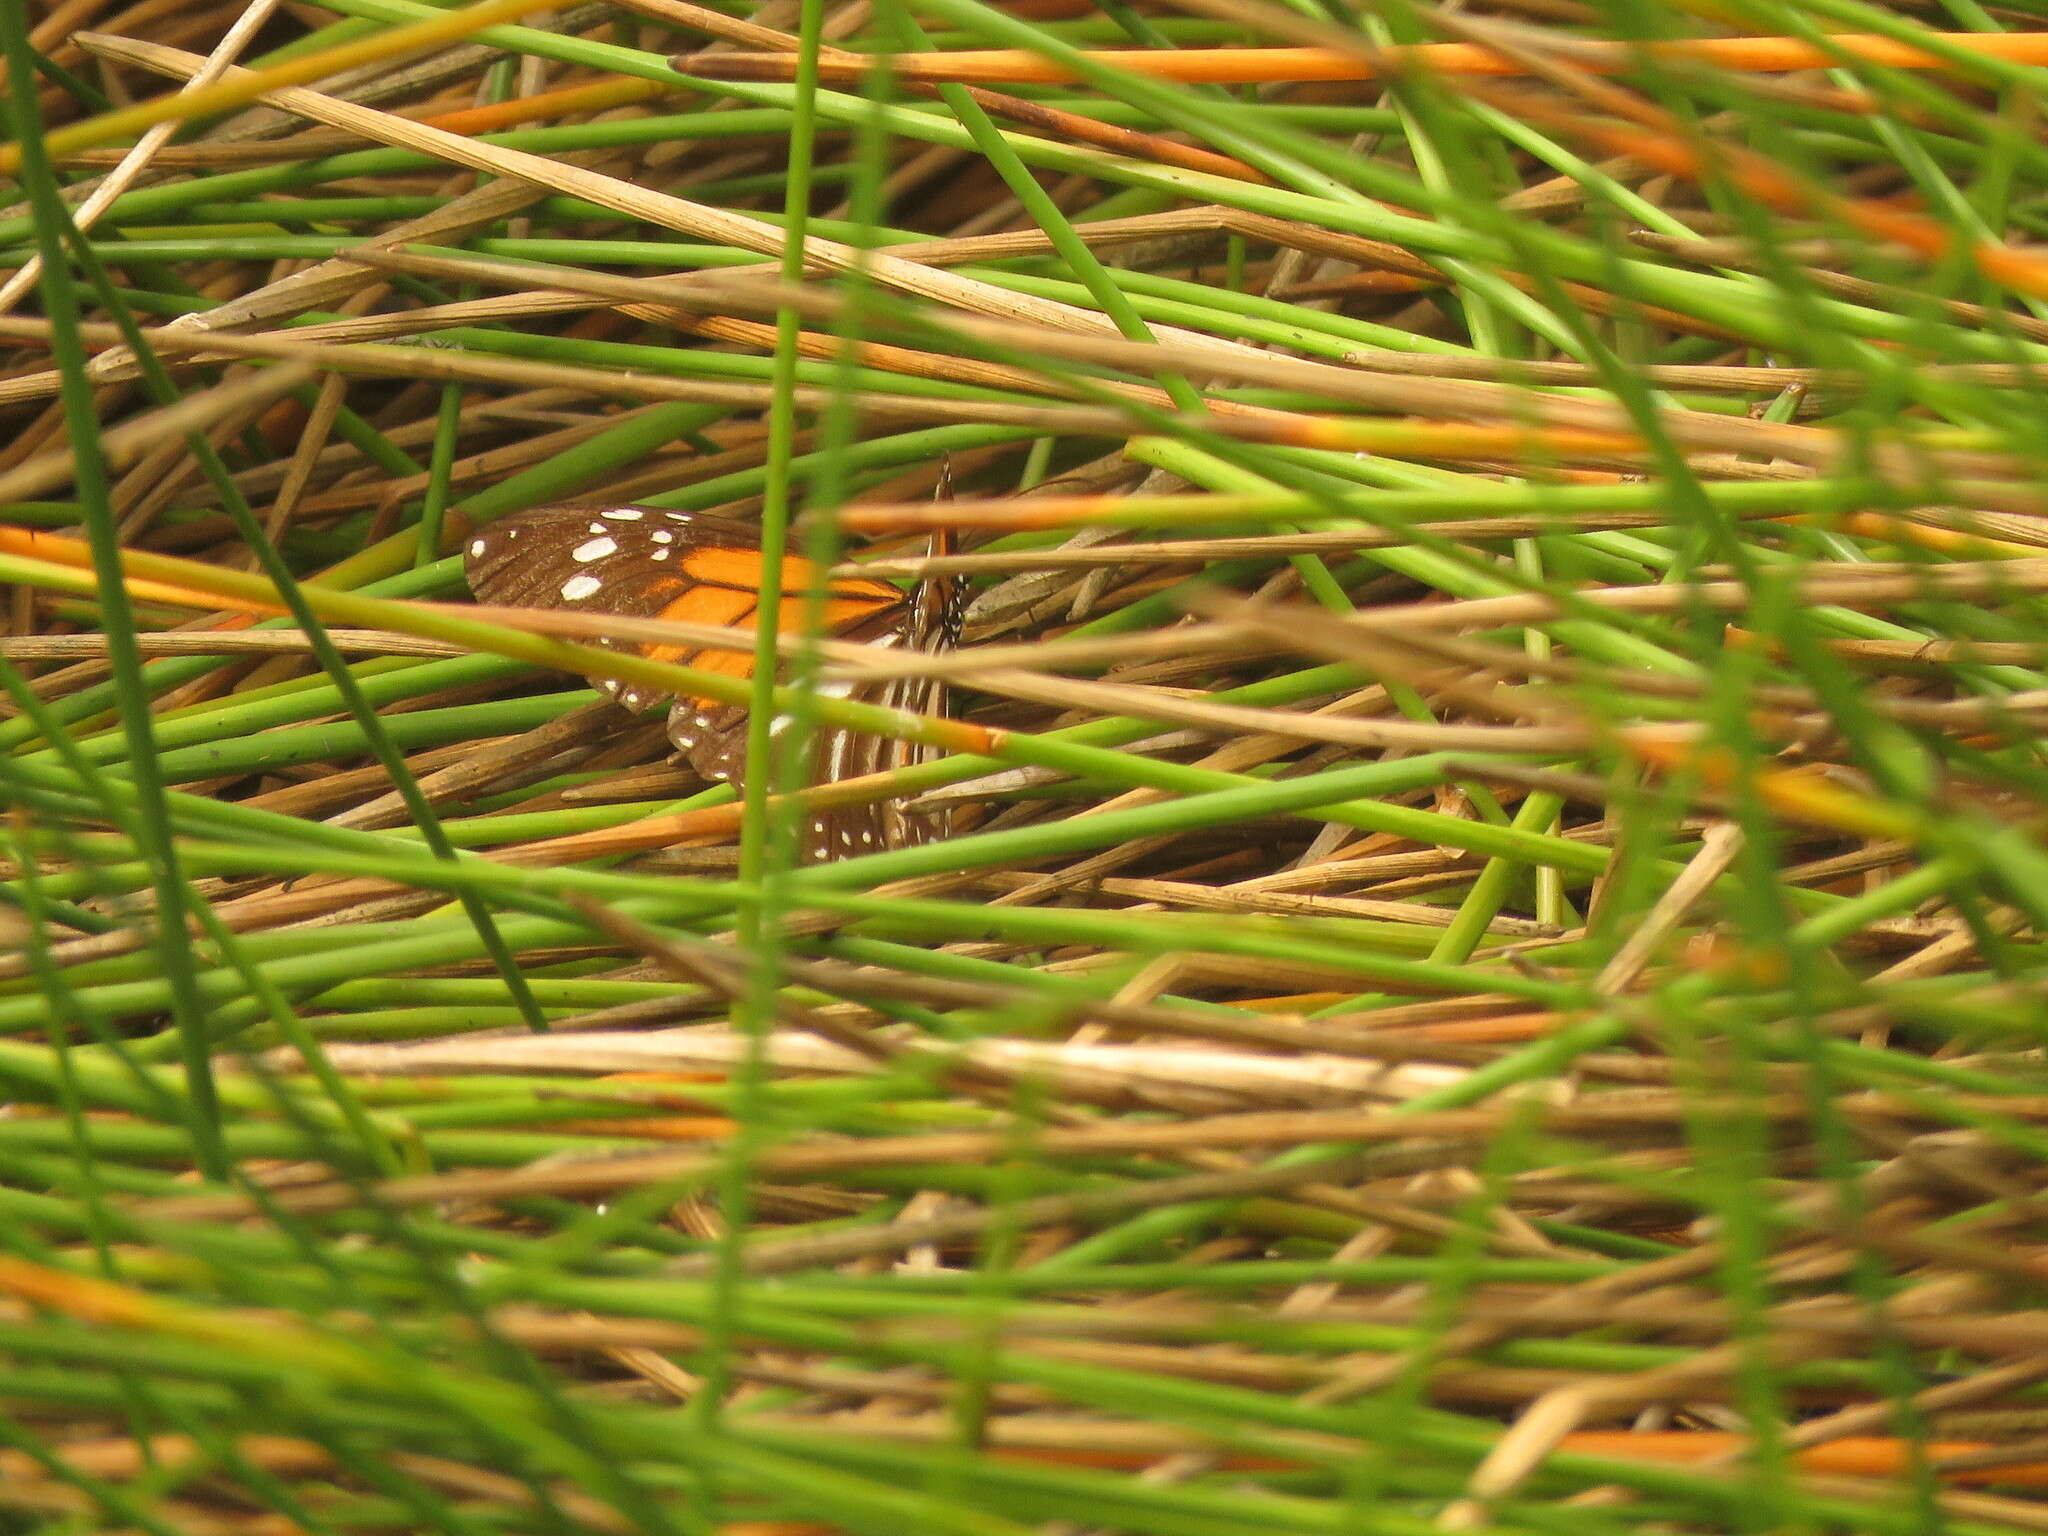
[
  {"xmin": 652, "ymin": 530, "xmax": 672, "ymax": 544},
  {"xmin": 652, "ymin": 548, "xmax": 669, "ymax": 561},
  {"xmin": 468, "ymin": 538, "xmax": 487, "ymax": 557},
  {"xmin": 573, "ymin": 536, "xmax": 618, "ymax": 562},
  {"xmin": 606, "ymin": 508, "xmax": 643, "ymax": 520},
  {"xmin": 560, "ymin": 574, "xmax": 602, "ymax": 601}
]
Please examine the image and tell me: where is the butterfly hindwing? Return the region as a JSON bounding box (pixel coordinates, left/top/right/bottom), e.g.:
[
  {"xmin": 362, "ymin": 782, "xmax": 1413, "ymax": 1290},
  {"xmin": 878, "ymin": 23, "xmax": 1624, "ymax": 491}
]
[{"xmin": 663, "ymin": 700, "xmax": 749, "ymax": 784}]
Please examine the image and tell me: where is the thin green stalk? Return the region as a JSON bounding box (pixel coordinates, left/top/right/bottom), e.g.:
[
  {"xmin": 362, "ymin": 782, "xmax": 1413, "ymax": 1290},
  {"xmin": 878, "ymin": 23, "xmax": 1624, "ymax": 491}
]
[{"xmin": 0, "ymin": 7, "xmax": 225, "ymax": 1178}]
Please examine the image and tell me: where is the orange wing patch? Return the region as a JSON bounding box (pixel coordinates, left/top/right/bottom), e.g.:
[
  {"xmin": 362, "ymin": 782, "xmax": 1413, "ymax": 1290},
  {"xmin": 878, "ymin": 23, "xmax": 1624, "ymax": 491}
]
[
  {"xmin": 648, "ymin": 583, "xmax": 760, "ymax": 650},
  {"xmin": 681, "ymin": 547, "xmax": 901, "ymax": 608},
  {"xmin": 681, "ymin": 546, "xmax": 778, "ymax": 590},
  {"xmin": 652, "ymin": 556, "xmax": 903, "ymax": 704}
]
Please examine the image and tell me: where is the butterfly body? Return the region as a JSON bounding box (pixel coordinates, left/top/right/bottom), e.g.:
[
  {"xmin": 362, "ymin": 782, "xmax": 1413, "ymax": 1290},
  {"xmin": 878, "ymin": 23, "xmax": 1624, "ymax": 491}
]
[{"xmin": 465, "ymin": 505, "xmax": 961, "ymax": 862}]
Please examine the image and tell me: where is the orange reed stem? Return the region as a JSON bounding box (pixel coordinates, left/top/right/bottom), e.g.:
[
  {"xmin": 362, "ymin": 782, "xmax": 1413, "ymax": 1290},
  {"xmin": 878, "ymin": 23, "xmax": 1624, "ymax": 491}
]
[
  {"xmin": 673, "ymin": 32, "xmax": 2048, "ymax": 86},
  {"xmin": 417, "ymin": 74, "xmax": 666, "ymax": 135},
  {"xmin": 1559, "ymin": 1431, "xmax": 2048, "ymax": 1487}
]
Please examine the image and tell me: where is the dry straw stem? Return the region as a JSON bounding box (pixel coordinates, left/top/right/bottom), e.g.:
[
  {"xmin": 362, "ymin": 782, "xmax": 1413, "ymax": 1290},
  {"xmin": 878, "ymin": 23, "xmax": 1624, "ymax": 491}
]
[
  {"xmin": 283, "ymin": 1024, "xmax": 1474, "ymax": 1107},
  {"xmin": 0, "ymin": 629, "xmax": 465, "ymax": 659}
]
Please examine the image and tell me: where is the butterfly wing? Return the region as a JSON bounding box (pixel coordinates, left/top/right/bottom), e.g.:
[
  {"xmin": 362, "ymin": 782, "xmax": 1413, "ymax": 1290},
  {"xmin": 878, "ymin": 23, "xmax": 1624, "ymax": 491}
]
[
  {"xmin": 800, "ymin": 530, "xmax": 966, "ymax": 862},
  {"xmin": 465, "ymin": 507, "xmax": 773, "ymax": 713},
  {"xmin": 671, "ymin": 533, "xmax": 964, "ymax": 864},
  {"xmin": 465, "ymin": 504, "xmax": 956, "ymax": 861}
]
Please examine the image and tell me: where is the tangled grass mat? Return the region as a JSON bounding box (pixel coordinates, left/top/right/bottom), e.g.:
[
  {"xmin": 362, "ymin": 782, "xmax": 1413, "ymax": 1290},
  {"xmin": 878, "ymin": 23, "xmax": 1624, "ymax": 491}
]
[{"xmin": 9, "ymin": 0, "xmax": 2048, "ymax": 1531}]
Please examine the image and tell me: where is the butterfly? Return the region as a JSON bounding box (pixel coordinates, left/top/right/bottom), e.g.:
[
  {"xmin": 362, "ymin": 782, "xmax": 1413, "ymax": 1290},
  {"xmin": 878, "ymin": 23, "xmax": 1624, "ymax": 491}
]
[{"xmin": 464, "ymin": 505, "xmax": 962, "ymax": 863}]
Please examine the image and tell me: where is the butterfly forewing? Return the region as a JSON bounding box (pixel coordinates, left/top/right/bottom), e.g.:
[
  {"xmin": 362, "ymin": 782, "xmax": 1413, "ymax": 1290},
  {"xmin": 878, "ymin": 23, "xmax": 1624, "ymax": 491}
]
[
  {"xmin": 465, "ymin": 507, "xmax": 901, "ymax": 709},
  {"xmin": 464, "ymin": 504, "xmax": 959, "ymax": 862}
]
